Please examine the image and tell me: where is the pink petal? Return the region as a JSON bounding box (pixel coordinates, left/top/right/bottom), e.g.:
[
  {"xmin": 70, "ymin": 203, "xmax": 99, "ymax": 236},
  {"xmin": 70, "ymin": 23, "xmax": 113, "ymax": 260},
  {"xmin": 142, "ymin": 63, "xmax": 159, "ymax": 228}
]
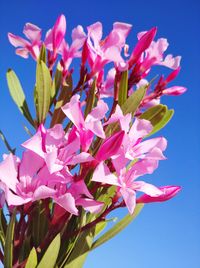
[
  {"xmin": 92, "ymin": 162, "xmax": 119, "ymax": 186},
  {"xmin": 129, "ymin": 118, "xmax": 153, "ymax": 143},
  {"xmin": 76, "ymin": 198, "xmax": 104, "ymax": 214},
  {"xmin": 87, "ymin": 22, "xmax": 103, "ymax": 48},
  {"xmin": 15, "ymin": 48, "xmax": 29, "ymax": 58},
  {"xmin": 129, "ymin": 27, "xmax": 157, "ymax": 67},
  {"xmin": 67, "ymin": 152, "xmax": 94, "ymax": 165},
  {"xmin": 0, "ymin": 182, "xmax": 31, "ymax": 206},
  {"xmin": 62, "ymin": 95, "xmax": 85, "ymax": 130},
  {"xmin": 87, "ymin": 99, "xmax": 109, "ymax": 121},
  {"xmin": 137, "ymin": 185, "xmax": 181, "ymax": 203},
  {"xmin": 96, "ymin": 130, "xmax": 125, "ymax": 162},
  {"xmin": 0, "ymin": 154, "xmax": 18, "ymax": 192},
  {"xmin": 120, "ymin": 187, "xmax": 136, "ymax": 214},
  {"xmin": 113, "ymin": 22, "xmax": 132, "ymax": 47},
  {"xmin": 23, "ymin": 23, "xmax": 42, "ymax": 42},
  {"xmin": 55, "ymin": 193, "xmax": 78, "ymax": 215},
  {"xmin": 8, "ymin": 33, "xmax": 29, "ymax": 47},
  {"xmin": 133, "ymin": 181, "xmax": 163, "ymax": 196},
  {"xmin": 33, "ymin": 185, "xmax": 57, "ymax": 200},
  {"xmin": 52, "ymin": 14, "xmax": 66, "ymax": 50},
  {"xmin": 20, "ymin": 151, "xmax": 44, "ymax": 178},
  {"xmin": 22, "ymin": 131, "xmax": 44, "ymax": 158}
]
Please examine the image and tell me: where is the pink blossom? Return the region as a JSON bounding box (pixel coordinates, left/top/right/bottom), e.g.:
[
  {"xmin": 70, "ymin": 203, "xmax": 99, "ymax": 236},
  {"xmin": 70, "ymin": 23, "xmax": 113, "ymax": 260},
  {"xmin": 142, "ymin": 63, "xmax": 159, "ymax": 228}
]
[
  {"xmin": 8, "ymin": 23, "xmax": 42, "ymax": 60},
  {"xmin": 59, "ymin": 25, "xmax": 86, "ymax": 74},
  {"xmin": 92, "ymin": 160, "xmax": 163, "ymax": 214},
  {"xmin": 22, "ymin": 124, "xmax": 93, "ymax": 174},
  {"xmin": 86, "ymin": 21, "xmax": 132, "ymax": 74},
  {"xmin": 62, "ymin": 95, "xmax": 108, "ymax": 151}
]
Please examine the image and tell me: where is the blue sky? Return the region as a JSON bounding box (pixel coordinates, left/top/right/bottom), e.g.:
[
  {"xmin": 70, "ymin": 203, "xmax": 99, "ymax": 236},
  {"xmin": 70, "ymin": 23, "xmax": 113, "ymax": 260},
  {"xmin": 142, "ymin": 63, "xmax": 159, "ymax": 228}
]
[{"xmin": 0, "ymin": 0, "xmax": 200, "ymax": 267}]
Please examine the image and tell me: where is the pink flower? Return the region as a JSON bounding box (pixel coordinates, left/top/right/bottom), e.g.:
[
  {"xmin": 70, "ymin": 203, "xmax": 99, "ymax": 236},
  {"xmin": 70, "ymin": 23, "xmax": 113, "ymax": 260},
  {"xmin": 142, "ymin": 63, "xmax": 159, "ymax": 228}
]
[
  {"xmin": 92, "ymin": 160, "xmax": 163, "ymax": 214},
  {"xmin": 62, "ymin": 95, "xmax": 108, "ymax": 151},
  {"xmin": 86, "ymin": 21, "xmax": 132, "ymax": 74},
  {"xmin": 59, "ymin": 25, "xmax": 86, "ymax": 75},
  {"xmin": 22, "ymin": 124, "xmax": 93, "ymax": 174},
  {"xmin": 8, "ymin": 23, "xmax": 42, "ymax": 60},
  {"xmin": 104, "ymin": 105, "xmax": 167, "ymax": 171},
  {"xmin": 0, "ymin": 152, "xmax": 78, "ymax": 214}
]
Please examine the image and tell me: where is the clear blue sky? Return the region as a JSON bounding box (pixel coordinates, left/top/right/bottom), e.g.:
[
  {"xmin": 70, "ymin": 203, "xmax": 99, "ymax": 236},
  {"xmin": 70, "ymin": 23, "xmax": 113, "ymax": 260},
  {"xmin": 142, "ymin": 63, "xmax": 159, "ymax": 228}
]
[{"xmin": 0, "ymin": 0, "xmax": 199, "ymax": 267}]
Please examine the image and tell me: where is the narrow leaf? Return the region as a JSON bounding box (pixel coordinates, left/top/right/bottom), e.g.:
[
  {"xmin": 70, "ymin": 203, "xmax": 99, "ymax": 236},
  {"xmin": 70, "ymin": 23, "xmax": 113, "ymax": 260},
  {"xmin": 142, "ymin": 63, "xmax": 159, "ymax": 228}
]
[
  {"xmin": 118, "ymin": 70, "xmax": 128, "ymax": 106},
  {"xmin": 91, "ymin": 204, "xmax": 144, "ymax": 251},
  {"xmin": 51, "ymin": 63, "xmax": 63, "ymax": 101},
  {"xmin": 150, "ymin": 109, "xmax": 174, "ymax": 136},
  {"xmin": 94, "ymin": 221, "xmax": 107, "ymax": 237},
  {"xmin": 38, "ymin": 44, "xmax": 46, "ymax": 63},
  {"xmin": 0, "ymin": 209, "xmax": 6, "ymax": 250},
  {"xmin": 6, "ymin": 69, "xmax": 35, "ymax": 127},
  {"xmin": 64, "ymin": 228, "xmax": 94, "ymax": 268},
  {"xmin": 35, "ymin": 61, "xmax": 52, "ymax": 124},
  {"xmin": 4, "ymin": 209, "xmax": 16, "ymax": 268},
  {"xmin": 37, "ymin": 233, "xmax": 60, "ymax": 268},
  {"xmin": 140, "ymin": 105, "xmax": 174, "ymax": 136},
  {"xmin": 121, "ymin": 85, "xmax": 147, "ymax": 115},
  {"xmin": 25, "ymin": 247, "xmax": 37, "ymax": 268}
]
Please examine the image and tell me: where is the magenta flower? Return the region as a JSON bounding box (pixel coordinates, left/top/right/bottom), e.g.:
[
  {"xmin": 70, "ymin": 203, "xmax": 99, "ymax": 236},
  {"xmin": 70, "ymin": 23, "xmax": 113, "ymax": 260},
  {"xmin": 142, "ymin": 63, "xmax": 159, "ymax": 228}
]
[
  {"xmin": 8, "ymin": 23, "xmax": 42, "ymax": 60},
  {"xmin": 86, "ymin": 21, "xmax": 132, "ymax": 75},
  {"xmin": 92, "ymin": 160, "xmax": 163, "ymax": 214},
  {"xmin": 22, "ymin": 124, "xmax": 93, "ymax": 174},
  {"xmin": 62, "ymin": 95, "xmax": 108, "ymax": 151}
]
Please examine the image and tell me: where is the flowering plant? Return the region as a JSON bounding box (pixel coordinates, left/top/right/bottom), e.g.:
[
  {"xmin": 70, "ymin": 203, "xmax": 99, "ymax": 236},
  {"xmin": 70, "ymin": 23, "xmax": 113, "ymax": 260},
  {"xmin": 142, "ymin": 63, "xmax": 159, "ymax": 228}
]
[{"xmin": 0, "ymin": 14, "xmax": 186, "ymax": 267}]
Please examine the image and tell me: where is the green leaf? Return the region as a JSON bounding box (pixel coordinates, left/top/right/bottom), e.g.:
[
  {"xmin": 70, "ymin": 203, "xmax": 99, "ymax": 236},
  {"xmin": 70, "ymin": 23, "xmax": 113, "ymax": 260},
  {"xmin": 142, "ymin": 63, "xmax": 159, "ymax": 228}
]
[
  {"xmin": 64, "ymin": 228, "xmax": 95, "ymax": 268},
  {"xmin": 38, "ymin": 44, "xmax": 46, "ymax": 63},
  {"xmin": 35, "ymin": 60, "xmax": 52, "ymax": 124},
  {"xmin": 139, "ymin": 105, "xmax": 174, "ymax": 136},
  {"xmin": 91, "ymin": 204, "xmax": 144, "ymax": 251},
  {"xmin": 121, "ymin": 85, "xmax": 147, "ymax": 115},
  {"xmin": 0, "ymin": 209, "xmax": 6, "ymax": 250},
  {"xmin": 118, "ymin": 70, "xmax": 128, "ymax": 106},
  {"xmin": 4, "ymin": 209, "xmax": 16, "ymax": 268},
  {"xmin": 94, "ymin": 221, "xmax": 107, "ymax": 237},
  {"xmin": 37, "ymin": 233, "xmax": 60, "ymax": 268},
  {"xmin": 0, "ymin": 130, "xmax": 15, "ymax": 154},
  {"xmin": 6, "ymin": 69, "xmax": 35, "ymax": 127},
  {"xmin": 51, "ymin": 63, "xmax": 63, "ymax": 101},
  {"xmin": 25, "ymin": 247, "xmax": 37, "ymax": 268},
  {"xmin": 84, "ymin": 79, "xmax": 96, "ymax": 118}
]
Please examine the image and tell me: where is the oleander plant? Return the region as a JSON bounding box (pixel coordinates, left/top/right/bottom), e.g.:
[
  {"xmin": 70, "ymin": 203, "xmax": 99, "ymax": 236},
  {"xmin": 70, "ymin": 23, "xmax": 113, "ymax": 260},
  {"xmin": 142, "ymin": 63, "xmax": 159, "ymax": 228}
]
[{"xmin": 0, "ymin": 14, "xmax": 186, "ymax": 267}]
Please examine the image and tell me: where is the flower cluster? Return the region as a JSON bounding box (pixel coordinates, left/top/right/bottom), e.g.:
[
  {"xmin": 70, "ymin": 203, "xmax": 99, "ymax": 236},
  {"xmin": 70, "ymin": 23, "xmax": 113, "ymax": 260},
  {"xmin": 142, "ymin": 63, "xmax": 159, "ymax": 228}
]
[{"xmin": 0, "ymin": 14, "xmax": 185, "ymax": 267}]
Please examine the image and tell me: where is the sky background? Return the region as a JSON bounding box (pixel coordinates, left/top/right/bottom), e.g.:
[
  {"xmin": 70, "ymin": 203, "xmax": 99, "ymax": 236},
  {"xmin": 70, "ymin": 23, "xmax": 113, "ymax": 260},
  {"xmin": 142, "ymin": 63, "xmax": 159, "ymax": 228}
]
[{"xmin": 0, "ymin": 0, "xmax": 199, "ymax": 267}]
